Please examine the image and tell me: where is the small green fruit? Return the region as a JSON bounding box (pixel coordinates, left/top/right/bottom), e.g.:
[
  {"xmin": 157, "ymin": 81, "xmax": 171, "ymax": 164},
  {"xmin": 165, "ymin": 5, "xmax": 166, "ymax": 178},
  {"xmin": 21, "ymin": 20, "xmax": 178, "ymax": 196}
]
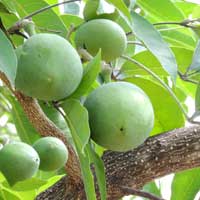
[
  {"xmin": 33, "ymin": 137, "xmax": 68, "ymax": 171},
  {"xmin": 75, "ymin": 19, "xmax": 127, "ymax": 62},
  {"xmin": 15, "ymin": 33, "xmax": 83, "ymax": 101},
  {"xmin": 84, "ymin": 82, "xmax": 154, "ymax": 152},
  {"xmin": 0, "ymin": 142, "xmax": 40, "ymax": 186}
]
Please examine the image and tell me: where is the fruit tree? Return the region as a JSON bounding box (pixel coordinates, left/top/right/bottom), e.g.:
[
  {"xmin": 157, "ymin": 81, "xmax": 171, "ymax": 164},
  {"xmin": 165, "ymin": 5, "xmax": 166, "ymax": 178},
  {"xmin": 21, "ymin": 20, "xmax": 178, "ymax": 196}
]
[{"xmin": 0, "ymin": 0, "xmax": 200, "ymax": 200}]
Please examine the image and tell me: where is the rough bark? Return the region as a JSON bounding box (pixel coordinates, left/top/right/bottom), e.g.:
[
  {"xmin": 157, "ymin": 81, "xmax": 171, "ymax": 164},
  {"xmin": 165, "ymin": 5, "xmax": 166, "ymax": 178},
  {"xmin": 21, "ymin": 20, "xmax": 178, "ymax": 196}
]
[{"xmin": 36, "ymin": 125, "xmax": 200, "ymax": 200}]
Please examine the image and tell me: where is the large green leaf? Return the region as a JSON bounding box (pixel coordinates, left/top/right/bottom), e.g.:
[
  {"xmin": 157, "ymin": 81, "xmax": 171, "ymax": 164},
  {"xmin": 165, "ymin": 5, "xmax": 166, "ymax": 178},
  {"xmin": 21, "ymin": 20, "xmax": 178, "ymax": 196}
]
[
  {"xmin": 71, "ymin": 51, "xmax": 101, "ymax": 98},
  {"xmin": 188, "ymin": 40, "xmax": 200, "ymax": 71},
  {"xmin": 61, "ymin": 99, "xmax": 96, "ymax": 200},
  {"xmin": 171, "ymin": 168, "xmax": 200, "ymax": 200},
  {"xmin": 3, "ymin": 178, "xmax": 47, "ymax": 191},
  {"xmin": 130, "ymin": 12, "xmax": 178, "ymax": 82},
  {"xmin": 61, "ymin": 99, "xmax": 90, "ymax": 151},
  {"xmin": 137, "ymin": 0, "xmax": 185, "ymax": 21},
  {"xmin": 122, "ymin": 47, "xmax": 193, "ymax": 77},
  {"xmin": 0, "ymin": 0, "xmax": 16, "ymax": 14},
  {"xmin": 10, "ymin": 96, "xmax": 40, "ymax": 144},
  {"xmin": 0, "ymin": 30, "xmax": 17, "ymax": 86},
  {"xmin": 107, "ymin": 0, "xmax": 131, "ymax": 20},
  {"xmin": 12, "ymin": 0, "xmax": 67, "ymax": 37},
  {"xmin": 87, "ymin": 143, "xmax": 106, "ymax": 200},
  {"xmin": 161, "ymin": 29, "xmax": 196, "ymax": 50},
  {"xmin": 0, "ymin": 187, "xmax": 21, "ymax": 200},
  {"xmin": 125, "ymin": 77, "xmax": 185, "ymax": 134}
]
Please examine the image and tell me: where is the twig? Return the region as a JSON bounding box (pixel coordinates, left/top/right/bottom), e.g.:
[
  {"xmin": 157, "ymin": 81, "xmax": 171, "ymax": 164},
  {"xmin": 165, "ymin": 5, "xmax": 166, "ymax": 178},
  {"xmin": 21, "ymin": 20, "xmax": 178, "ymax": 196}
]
[
  {"xmin": 127, "ymin": 41, "xmax": 145, "ymax": 46},
  {"xmin": 121, "ymin": 186, "xmax": 165, "ymax": 200},
  {"xmin": 126, "ymin": 18, "xmax": 200, "ymax": 36},
  {"xmin": 178, "ymin": 71, "xmax": 198, "ymax": 84},
  {"xmin": 153, "ymin": 18, "xmax": 200, "ymax": 28},
  {"xmin": 121, "ymin": 55, "xmax": 189, "ymax": 119}
]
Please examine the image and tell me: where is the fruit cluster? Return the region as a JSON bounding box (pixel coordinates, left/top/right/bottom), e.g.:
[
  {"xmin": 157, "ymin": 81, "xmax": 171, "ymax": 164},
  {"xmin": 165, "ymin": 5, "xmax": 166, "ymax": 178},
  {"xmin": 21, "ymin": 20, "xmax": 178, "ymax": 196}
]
[
  {"xmin": 1, "ymin": 7, "xmax": 155, "ymax": 185},
  {"xmin": 0, "ymin": 137, "xmax": 68, "ymax": 186}
]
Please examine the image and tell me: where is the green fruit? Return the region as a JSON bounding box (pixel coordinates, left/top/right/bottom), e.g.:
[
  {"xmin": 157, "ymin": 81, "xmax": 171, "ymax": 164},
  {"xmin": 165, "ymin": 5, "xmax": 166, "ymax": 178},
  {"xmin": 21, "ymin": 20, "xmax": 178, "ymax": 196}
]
[
  {"xmin": 83, "ymin": 0, "xmax": 118, "ymax": 21},
  {"xmin": 33, "ymin": 137, "xmax": 68, "ymax": 171},
  {"xmin": 84, "ymin": 82, "xmax": 154, "ymax": 152},
  {"xmin": 15, "ymin": 33, "xmax": 83, "ymax": 101},
  {"xmin": 75, "ymin": 19, "xmax": 127, "ymax": 62},
  {"xmin": 15, "ymin": 45, "xmax": 23, "ymax": 60},
  {"xmin": 0, "ymin": 142, "xmax": 40, "ymax": 186}
]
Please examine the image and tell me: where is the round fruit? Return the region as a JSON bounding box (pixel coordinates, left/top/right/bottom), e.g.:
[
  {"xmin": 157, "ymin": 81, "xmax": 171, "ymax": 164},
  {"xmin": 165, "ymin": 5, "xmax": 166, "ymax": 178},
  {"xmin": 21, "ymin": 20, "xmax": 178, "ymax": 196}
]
[
  {"xmin": 84, "ymin": 82, "xmax": 154, "ymax": 152},
  {"xmin": 83, "ymin": 0, "xmax": 118, "ymax": 21},
  {"xmin": 0, "ymin": 142, "xmax": 40, "ymax": 186},
  {"xmin": 33, "ymin": 137, "xmax": 68, "ymax": 171},
  {"xmin": 15, "ymin": 33, "xmax": 83, "ymax": 101},
  {"xmin": 75, "ymin": 19, "xmax": 127, "ymax": 62}
]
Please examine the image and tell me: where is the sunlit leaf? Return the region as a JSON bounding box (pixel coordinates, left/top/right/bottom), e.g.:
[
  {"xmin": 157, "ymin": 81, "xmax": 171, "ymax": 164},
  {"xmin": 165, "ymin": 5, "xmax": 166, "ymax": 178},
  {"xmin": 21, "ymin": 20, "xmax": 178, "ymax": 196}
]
[
  {"xmin": 171, "ymin": 168, "xmax": 200, "ymax": 200},
  {"xmin": 130, "ymin": 12, "xmax": 178, "ymax": 82},
  {"xmin": 189, "ymin": 40, "xmax": 200, "ymax": 71}
]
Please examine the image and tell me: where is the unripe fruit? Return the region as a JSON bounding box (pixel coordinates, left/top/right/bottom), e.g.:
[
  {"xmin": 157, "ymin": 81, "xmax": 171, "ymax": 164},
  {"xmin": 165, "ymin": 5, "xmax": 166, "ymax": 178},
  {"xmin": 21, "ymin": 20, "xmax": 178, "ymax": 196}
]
[
  {"xmin": 0, "ymin": 142, "xmax": 40, "ymax": 186},
  {"xmin": 15, "ymin": 33, "xmax": 83, "ymax": 101},
  {"xmin": 84, "ymin": 82, "xmax": 154, "ymax": 152},
  {"xmin": 75, "ymin": 19, "xmax": 127, "ymax": 62},
  {"xmin": 33, "ymin": 137, "xmax": 68, "ymax": 171}
]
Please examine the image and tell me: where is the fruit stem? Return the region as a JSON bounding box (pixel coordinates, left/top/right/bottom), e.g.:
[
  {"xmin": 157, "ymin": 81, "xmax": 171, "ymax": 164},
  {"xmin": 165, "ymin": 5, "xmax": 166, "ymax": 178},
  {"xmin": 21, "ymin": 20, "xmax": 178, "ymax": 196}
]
[
  {"xmin": 121, "ymin": 55, "xmax": 189, "ymax": 120},
  {"xmin": 24, "ymin": 20, "xmax": 36, "ymax": 36},
  {"xmin": 101, "ymin": 63, "xmax": 112, "ymax": 83}
]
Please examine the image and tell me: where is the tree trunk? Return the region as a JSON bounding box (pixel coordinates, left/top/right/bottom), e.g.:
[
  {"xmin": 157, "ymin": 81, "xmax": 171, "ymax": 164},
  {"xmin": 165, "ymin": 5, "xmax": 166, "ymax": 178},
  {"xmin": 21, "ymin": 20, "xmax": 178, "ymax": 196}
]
[{"xmin": 36, "ymin": 125, "xmax": 200, "ymax": 200}]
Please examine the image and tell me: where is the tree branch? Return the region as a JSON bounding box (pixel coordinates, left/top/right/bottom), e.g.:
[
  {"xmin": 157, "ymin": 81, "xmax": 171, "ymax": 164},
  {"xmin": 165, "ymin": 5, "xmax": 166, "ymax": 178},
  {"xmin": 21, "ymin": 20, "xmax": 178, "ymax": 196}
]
[{"xmin": 37, "ymin": 125, "xmax": 200, "ymax": 199}]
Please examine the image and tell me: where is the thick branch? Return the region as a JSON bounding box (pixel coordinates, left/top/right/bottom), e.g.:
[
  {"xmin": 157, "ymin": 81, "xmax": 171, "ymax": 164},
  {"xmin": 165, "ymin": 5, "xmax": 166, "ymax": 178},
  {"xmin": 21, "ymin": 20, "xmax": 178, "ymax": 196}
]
[{"xmin": 37, "ymin": 125, "xmax": 200, "ymax": 200}]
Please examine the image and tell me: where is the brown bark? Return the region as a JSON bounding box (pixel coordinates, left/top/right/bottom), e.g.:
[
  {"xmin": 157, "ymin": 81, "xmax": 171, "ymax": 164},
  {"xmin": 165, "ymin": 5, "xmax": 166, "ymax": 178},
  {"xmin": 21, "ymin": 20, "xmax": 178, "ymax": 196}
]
[{"xmin": 36, "ymin": 125, "xmax": 200, "ymax": 200}]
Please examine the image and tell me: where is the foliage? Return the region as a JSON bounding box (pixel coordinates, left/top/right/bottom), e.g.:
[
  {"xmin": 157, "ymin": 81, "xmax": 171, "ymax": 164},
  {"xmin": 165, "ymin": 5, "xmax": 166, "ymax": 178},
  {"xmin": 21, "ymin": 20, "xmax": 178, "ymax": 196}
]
[{"xmin": 0, "ymin": 0, "xmax": 200, "ymax": 200}]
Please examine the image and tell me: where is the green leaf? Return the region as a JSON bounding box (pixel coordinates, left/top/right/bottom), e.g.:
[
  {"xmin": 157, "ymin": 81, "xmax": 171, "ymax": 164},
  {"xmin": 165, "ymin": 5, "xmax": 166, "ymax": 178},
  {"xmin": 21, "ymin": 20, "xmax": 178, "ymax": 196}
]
[
  {"xmin": 171, "ymin": 168, "xmax": 200, "ymax": 200},
  {"xmin": 61, "ymin": 14, "xmax": 84, "ymax": 29},
  {"xmin": 0, "ymin": 30, "xmax": 17, "ymax": 86},
  {"xmin": 143, "ymin": 181, "xmax": 161, "ymax": 197},
  {"xmin": 12, "ymin": 0, "xmax": 67, "ymax": 37},
  {"xmin": 122, "ymin": 47, "xmax": 193, "ymax": 77},
  {"xmin": 71, "ymin": 51, "xmax": 101, "ymax": 98},
  {"xmin": 137, "ymin": 0, "xmax": 185, "ymax": 21},
  {"xmin": 161, "ymin": 29, "xmax": 196, "ymax": 50},
  {"xmin": 10, "ymin": 96, "xmax": 40, "ymax": 144},
  {"xmin": 195, "ymin": 84, "xmax": 200, "ymax": 111},
  {"xmin": 125, "ymin": 77, "xmax": 185, "ymax": 134},
  {"xmin": 0, "ymin": 0, "xmax": 16, "ymax": 14},
  {"xmin": 61, "ymin": 99, "xmax": 90, "ymax": 151},
  {"xmin": 4, "ymin": 178, "xmax": 47, "ymax": 191},
  {"xmin": 61, "ymin": 99, "xmax": 96, "ymax": 200},
  {"xmin": 189, "ymin": 40, "xmax": 200, "ymax": 71},
  {"xmin": 130, "ymin": 12, "xmax": 178, "ymax": 82},
  {"xmin": 64, "ymin": 2, "xmax": 80, "ymax": 15},
  {"xmin": 0, "ymin": 2, "xmax": 12, "ymax": 14},
  {"xmin": 87, "ymin": 143, "xmax": 106, "ymax": 200},
  {"xmin": 0, "ymin": 187, "xmax": 21, "ymax": 200},
  {"xmin": 39, "ymin": 102, "xmax": 70, "ymax": 135},
  {"xmin": 37, "ymin": 175, "xmax": 64, "ymax": 194},
  {"xmin": 107, "ymin": 0, "xmax": 131, "ymax": 20}
]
